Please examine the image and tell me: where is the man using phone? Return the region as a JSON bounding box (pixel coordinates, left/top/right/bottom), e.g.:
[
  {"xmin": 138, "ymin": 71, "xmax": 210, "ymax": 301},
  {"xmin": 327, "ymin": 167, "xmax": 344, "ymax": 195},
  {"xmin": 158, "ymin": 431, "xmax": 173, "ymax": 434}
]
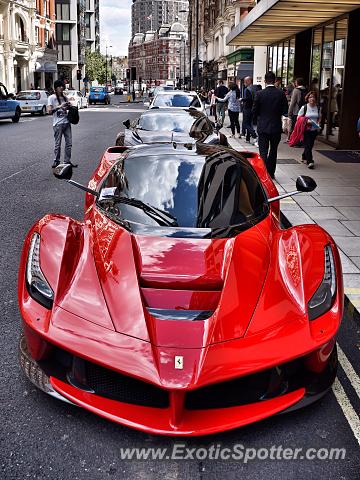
[{"xmin": 47, "ymin": 79, "xmax": 77, "ymax": 168}]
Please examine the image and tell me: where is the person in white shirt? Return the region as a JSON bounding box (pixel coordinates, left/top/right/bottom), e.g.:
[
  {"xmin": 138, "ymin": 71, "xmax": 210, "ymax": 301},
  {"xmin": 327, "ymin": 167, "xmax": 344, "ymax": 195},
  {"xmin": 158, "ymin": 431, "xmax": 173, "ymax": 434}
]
[
  {"xmin": 298, "ymin": 91, "xmax": 320, "ymax": 169},
  {"xmin": 47, "ymin": 79, "xmax": 76, "ymax": 168}
]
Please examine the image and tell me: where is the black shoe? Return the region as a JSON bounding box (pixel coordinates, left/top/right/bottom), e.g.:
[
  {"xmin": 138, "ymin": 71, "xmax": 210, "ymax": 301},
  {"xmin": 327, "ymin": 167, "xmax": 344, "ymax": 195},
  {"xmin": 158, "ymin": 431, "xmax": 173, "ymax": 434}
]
[
  {"xmin": 65, "ymin": 162, "xmax": 78, "ymax": 168},
  {"xmin": 52, "ymin": 160, "xmax": 59, "ymax": 168}
]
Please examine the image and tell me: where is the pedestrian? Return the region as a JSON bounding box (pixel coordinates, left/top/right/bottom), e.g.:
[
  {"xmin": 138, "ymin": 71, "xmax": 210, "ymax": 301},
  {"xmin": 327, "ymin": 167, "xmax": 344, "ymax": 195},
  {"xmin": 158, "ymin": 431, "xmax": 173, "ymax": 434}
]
[
  {"xmin": 275, "ymin": 77, "xmax": 282, "ymax": 89},
  {"xmin": 214, "ymin": 80, "xmax": 229, "ymax": 127},
  {"xmin": 242, "ymin": 76, "xmax": 258, "ymax": 145},
  {"xmin": 288, "ymin": 77, "xmax": 307, "ymax": 135},
  {"xmin": 209, "ymin": 89, "xmax": 217, "ymax": 120},
  {"xmin": 132, "ymin": 88, "xmax": 136, "ymax": 102},
  {"xmin": 252, "ymin": 71, "xmax": 289, "ymax": 179},
  {"xmin": 47, "ymin": 79, "xmax": 76, "ymax": 169},
  {"xmin": 296, "ymin": 91, "xmax": 321, "ymax": 169},
  {"xmin": 216, "ymin": 82, "xmax": 241, "ymax": 138}
]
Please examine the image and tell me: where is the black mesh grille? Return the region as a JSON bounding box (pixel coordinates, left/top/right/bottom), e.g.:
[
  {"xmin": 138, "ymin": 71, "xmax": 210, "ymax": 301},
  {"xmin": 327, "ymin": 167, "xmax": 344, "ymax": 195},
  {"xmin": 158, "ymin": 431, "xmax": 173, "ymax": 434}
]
[
  {"xmin": 85, "ymin": 361, "xmax": 169, "ymax": 408},
  {"xmin": 185, "ymin": 360, "xmax": 303, "ymax": 410}
]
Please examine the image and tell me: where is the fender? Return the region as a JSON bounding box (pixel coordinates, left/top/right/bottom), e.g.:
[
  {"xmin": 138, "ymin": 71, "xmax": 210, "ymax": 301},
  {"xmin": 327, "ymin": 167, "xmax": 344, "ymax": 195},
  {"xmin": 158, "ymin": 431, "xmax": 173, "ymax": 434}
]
[{"xmin": 246, "ymin": 223, "xmax": 343, "ymax": 341}]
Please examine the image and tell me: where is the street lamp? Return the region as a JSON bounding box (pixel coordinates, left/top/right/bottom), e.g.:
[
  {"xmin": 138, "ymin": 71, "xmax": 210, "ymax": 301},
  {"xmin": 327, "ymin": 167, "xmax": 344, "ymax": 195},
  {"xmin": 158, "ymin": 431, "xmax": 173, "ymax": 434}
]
[
  {"xmin": 179, "ymin": 8, "xmax": 190, "ymax": 90},
  {"xmin": 105, "ymin": 44, "xmax": 112, "ymax": 86}
]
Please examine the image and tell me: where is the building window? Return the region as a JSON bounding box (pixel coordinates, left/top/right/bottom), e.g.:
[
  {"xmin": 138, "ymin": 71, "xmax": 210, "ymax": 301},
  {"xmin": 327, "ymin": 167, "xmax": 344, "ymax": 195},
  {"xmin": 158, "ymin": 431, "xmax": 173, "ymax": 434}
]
[{"xmin": 56, "ymin": 0, "xmax": 70, "ymax": 21}]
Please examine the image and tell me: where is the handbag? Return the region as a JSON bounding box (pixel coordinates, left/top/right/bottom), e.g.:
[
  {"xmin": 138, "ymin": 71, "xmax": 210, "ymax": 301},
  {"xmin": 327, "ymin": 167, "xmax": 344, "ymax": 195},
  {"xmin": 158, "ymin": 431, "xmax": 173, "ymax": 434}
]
[{"xmin": 67, "ymin": 105, "xmax": 79, "ymax": 125}]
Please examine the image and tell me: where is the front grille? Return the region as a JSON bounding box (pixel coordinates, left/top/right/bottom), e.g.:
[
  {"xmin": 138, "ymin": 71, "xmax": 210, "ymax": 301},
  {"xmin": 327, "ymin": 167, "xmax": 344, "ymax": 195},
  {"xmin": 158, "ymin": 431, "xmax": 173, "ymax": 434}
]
[
  {"xmin": 185, "ymin": 360, "xmax": 303, "ymax": 410},
  {"xmin": 85, "ymin": 361, "xmax": 169, "ymax": 408}
]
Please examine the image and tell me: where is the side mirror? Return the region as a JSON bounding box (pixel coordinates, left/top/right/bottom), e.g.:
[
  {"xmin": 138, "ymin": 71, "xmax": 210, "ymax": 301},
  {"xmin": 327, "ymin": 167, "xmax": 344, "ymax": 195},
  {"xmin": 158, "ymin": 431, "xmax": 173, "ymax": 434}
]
[
  {"xmin": 295, "ymin": 175, "xmax": 317, "ymax": 193},
  {"xmin": 268, "ymin": 175, "xmax": 317, "ymax": 203},
  {"xmin": 143, "ymin": 101, "xmax": 150, "ymax": 107},
  {"xmin": 53, "ymin": 163, "xmax": 73, "ymax": 180},
  {"xmin": 123, "ymin": 119, "xmax": 131, "ymax": 129}
]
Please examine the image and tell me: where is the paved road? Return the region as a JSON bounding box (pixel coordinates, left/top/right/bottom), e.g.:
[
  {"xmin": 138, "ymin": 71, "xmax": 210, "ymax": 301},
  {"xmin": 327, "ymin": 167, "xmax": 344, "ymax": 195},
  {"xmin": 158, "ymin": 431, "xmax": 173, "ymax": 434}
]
[{"xmin": 0, "ymin": 96, "xmax": 359, "ymax": 479}]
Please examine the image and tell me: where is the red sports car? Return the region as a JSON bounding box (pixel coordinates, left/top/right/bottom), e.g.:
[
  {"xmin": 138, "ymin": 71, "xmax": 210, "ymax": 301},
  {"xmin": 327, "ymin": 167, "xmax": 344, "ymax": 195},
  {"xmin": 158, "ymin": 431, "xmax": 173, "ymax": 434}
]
[{"xmin": 18, "ymin": 143, "xmax": 343, "ymax": 436}]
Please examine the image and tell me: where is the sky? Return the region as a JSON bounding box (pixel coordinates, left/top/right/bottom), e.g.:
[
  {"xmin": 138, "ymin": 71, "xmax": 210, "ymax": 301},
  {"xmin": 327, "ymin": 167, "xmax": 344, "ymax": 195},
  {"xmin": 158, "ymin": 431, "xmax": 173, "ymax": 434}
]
[{"xmin": 99, "ymin": 0, "xmax": 132, "ymax": 57}]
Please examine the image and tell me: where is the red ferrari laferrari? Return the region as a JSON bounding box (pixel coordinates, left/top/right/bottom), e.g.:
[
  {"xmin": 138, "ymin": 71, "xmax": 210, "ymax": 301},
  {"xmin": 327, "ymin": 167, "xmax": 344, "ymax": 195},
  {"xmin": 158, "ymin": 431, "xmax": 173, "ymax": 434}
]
[{"xmin": 18, "ymin": 143, "xmax": 343, "ymax": 436}]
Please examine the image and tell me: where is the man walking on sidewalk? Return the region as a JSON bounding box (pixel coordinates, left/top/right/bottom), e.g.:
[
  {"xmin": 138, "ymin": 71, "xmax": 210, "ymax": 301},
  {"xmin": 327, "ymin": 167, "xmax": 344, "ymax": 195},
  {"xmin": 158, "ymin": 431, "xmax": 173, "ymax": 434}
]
[
  {"xmin": 242, "ymin": 76, "xmax": 258, "ymax": 145},
  {"xmin": 252, "ymin": 71, "xmax": 289, "ymax": 179},
  {"xmin": 214, "ymin": 80, "xmax": 228, "ymax": 127}
]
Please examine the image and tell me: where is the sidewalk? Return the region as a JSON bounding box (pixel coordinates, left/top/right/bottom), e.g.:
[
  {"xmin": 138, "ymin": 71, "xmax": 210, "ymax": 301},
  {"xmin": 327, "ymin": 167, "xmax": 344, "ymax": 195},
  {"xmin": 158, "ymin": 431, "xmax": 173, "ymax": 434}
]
[{"xmin": 219, "ymin": 120, "xmax": 360, "ymax": 314}]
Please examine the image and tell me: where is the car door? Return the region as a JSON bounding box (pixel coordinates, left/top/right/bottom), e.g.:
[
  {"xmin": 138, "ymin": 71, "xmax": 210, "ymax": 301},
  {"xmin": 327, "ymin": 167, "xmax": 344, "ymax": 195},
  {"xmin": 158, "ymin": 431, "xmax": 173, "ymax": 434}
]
[{"xmin": 0, "ymin": 84, "xmax": 9, "ymax": 118}]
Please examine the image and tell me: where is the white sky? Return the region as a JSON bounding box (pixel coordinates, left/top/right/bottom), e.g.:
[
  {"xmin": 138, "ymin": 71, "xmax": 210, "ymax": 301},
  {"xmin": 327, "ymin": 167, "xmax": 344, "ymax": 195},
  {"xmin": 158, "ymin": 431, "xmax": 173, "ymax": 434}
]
[{"xmin": 99, "ymin": 0, "xmax": 132, "ymax": 57}]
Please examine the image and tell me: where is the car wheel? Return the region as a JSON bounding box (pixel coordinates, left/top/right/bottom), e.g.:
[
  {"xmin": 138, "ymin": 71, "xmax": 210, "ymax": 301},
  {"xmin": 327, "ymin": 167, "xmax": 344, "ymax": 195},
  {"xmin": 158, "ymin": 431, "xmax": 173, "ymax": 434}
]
[
  {"xmin": 116, "ymin": 133, "xmax": 125, "ymax": 146},
  {"xmin": 12, "ymin": 108, "xmax": 21, "ymax": 123},
  {"xmin": 40, "ymin": 106, "xmax": 46, "ymax": 116}
]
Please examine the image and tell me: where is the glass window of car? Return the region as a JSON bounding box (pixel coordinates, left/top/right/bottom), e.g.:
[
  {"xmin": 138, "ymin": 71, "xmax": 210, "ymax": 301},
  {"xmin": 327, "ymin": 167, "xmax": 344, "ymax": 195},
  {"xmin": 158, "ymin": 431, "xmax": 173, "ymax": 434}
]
[
  {"xmin": 153, "ymin": 93, "xmax": 201, "ymax": 108},
  {"xmin": 137, "ymin": 111, "xmax": 212, "ymax": 135},
  {"xmin": 98, "ymin": 148, "xmax": 268, "ymax": 234},
  {"xmin": 16, "ymin": 91, "xmax": 41, "ymax": 100},
  {"xmin": 0, "ymin": 85, "xmax": 7, "ymax": 99},
  {"xmin": 91, "ymin": 87, "xmax": 105, "ymax": 92}
]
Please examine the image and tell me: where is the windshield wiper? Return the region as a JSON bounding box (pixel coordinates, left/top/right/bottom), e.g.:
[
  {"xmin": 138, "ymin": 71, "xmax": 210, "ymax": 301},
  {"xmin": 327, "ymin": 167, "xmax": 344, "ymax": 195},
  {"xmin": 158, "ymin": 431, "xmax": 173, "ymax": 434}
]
[{"xmin": 116, "ymin": 197, "xmax": 178, "ymax": 227}]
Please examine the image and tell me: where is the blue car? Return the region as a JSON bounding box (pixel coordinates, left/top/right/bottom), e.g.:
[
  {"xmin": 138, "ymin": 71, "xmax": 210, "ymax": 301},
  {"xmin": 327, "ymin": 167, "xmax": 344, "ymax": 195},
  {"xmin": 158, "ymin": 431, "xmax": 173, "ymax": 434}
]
[
  {"xmin": 89, "ymin": 86, "xmax": 110, "ymax": 105},
  {"xmin": 0, "ymin": 83, "xmax": 21, "ymax": 123}
]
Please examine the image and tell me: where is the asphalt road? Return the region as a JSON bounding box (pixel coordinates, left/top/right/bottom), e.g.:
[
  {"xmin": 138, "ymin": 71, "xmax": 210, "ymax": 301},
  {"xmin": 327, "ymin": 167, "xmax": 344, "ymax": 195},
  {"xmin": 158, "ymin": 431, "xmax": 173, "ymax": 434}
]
[{"xmin": 0, "ymin": 96, "xmax": 359, "ymax": 480}]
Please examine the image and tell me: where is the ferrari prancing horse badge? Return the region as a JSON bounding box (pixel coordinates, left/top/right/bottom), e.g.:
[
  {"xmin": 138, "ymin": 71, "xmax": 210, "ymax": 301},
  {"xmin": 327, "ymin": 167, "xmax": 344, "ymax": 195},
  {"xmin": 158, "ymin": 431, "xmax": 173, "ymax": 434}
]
[{"xmin": 175, "ymin": 356, "xmax": 183, "ymax": 369}]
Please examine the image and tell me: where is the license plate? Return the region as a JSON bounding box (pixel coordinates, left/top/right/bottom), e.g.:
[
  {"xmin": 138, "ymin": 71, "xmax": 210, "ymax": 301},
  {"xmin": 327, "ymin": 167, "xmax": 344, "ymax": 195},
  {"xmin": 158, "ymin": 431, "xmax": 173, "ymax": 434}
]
[{"xmin": 22, "ymin": 106, "xmax": 31, "ymax": 110}]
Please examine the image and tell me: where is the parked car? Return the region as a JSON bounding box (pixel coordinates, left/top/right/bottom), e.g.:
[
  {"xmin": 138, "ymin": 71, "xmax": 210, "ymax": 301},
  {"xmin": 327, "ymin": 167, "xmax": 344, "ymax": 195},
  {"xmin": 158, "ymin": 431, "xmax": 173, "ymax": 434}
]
[
  {"xmin": 116, "ymin": 108, "xmax": 227, "ymax": 147},
  {"xmin": 0, "ymin": 83, "xmax": 21, "ymax": 122},
  {"xmin": 146, "ymin": 90, "xmax": 206, "ymax": 113},
  {"xmin": 89, "ymin": 86, "xmax": 111, "ymax": 105},
  {"xmin": 65, "ymin": 90, "xmax": 88, "ymax": 109},
  {"xmin": 16, "ymin": 90, "xmax": 49, "ymax": 116},
  {"xmin": 19, "ymin": 142, "xmax": 343, "ymax": 436},
  {"xmin": 114, "ymin": 87, "xmax": 124, "ymax": 95}
]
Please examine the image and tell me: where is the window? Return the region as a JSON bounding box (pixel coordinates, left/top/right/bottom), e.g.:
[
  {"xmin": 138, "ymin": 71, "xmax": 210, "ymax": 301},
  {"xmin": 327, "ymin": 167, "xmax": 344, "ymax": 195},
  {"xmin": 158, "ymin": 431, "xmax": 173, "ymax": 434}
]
[{"xmin": 56, "ymin": 0, "xmax": 70, "ymax": 21}]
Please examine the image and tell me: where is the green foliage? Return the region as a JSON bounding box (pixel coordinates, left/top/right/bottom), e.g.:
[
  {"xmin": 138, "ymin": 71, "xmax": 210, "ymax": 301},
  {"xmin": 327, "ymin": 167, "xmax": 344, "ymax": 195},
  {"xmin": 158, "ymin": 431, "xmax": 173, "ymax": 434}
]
[{"xmin": 85, "ymin": 49, "xmax": 107, "ymax": 84}]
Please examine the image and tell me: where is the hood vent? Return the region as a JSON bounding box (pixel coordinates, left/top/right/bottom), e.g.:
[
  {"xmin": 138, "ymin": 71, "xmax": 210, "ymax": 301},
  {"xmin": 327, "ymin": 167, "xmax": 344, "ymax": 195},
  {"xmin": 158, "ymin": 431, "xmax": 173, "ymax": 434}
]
[{"xmin": 147, "ymin": 308, "xmax": 214, "ymax": 321}]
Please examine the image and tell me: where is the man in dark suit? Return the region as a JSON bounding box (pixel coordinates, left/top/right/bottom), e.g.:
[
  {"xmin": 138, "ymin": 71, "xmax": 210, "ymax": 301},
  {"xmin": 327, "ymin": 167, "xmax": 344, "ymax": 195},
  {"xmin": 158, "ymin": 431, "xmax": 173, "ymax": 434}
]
[{"xmin": 252, "ymin": 71, "xmax": 289, "ymax": 178}]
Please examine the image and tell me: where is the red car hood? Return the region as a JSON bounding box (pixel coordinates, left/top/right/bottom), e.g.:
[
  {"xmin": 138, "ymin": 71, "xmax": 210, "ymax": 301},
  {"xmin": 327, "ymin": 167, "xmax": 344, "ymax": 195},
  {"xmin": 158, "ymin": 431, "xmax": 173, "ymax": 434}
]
[{"xmin": 57, "ymin": 210, "xmax": 271, "ymax": 348}]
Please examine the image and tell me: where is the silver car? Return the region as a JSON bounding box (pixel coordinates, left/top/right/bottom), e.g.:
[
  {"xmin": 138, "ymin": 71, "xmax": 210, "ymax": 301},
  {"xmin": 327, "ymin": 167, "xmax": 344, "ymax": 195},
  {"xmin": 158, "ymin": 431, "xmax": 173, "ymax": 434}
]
[
  {"xmin": 16, "ymin": 90, "xmax": 49, "ymax": 116},
  {"xmin": 146, "ymin": 91, "xmax": 206, "ymax": 113}
]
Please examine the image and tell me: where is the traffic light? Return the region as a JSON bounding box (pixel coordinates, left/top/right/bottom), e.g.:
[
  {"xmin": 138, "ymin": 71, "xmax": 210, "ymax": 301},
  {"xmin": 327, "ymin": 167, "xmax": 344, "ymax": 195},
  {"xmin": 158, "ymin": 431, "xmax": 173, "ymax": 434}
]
[
  {"xmin": 131, "ymin": 66, "xmax": 136, "ymax": 80},
  {"xmin": 139, "ymin": 76, "xmax": 142, "ymax": 84},
  {"xmin": 76, "ymin": 69, "xmax": 82, "ymax": 80},
  {"xmin": 126, "ymin": 68, "xmax": 131, "ymax": 80}
]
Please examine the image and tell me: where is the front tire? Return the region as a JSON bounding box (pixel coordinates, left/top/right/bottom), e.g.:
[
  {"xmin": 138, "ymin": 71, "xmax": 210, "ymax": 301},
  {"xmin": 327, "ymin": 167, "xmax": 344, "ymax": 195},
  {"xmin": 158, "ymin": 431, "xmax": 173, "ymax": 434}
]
[
  {"xmin": 40, "ymin": 106, "xmax": 46, "ymax": 116},
  {"xmin": 12, "ymin": 108, "xmax": 21, "ymax": 123}
]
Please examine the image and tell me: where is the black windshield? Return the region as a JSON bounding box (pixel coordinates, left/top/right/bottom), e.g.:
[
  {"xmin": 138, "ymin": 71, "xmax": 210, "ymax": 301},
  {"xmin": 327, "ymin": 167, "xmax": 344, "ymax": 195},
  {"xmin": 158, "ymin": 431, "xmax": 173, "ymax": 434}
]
[{"xmin": 98, "ymin": 148, "xmax": 268, "ymax": 237}]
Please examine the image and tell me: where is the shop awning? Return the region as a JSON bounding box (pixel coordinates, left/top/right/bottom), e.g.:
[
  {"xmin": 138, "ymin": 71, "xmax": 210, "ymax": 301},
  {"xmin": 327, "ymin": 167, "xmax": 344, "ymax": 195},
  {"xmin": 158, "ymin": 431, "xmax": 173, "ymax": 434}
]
[
  {"xmin": 226, "ymin": 0, "xmax": 359, "ymax": 46},
  {"xmin": 236, "ymin": 63, "xmax": 254, "ymax": 79}
]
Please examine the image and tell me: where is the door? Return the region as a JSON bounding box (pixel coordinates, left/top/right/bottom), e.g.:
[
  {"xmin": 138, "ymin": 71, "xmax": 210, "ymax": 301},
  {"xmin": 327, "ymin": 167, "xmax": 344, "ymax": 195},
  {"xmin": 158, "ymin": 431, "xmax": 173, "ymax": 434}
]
[{"xmin": 0, "ymin": 84, "xmax": 9, "ymax": 118}]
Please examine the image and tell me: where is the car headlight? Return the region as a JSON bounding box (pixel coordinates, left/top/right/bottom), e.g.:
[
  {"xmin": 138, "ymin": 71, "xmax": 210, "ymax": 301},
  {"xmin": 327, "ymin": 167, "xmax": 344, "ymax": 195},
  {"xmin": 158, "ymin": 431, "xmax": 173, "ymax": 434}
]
[
  {"xmin": 26, "ymin": 233, "xmax": 54, "ymax": 309},
  {"xmin": 307, "ymin": 245, "xmax": 336, "ymax": 321}
]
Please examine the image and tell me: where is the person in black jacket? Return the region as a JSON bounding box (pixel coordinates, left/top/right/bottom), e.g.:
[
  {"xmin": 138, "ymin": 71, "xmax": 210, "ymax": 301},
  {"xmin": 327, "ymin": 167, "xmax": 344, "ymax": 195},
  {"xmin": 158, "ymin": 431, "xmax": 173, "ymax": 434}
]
[{"xmin": 252, "ymin": 71, "xmax": 289, "ymax": 178}]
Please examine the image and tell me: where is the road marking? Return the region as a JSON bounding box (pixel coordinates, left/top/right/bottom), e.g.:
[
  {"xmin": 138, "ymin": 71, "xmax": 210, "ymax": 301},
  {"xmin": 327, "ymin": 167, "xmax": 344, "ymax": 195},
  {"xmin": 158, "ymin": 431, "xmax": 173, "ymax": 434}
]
[
  {"xmin": 83, "ymin": 108, "xmax": 145, "ymax": 113},
  {"xmin": 332, "ymin": 378, "xmax": 360, "ymax": 446},
  {"xmin": 344, "ymin": 288, "xmax": 360, "ymax": 294},
  {"xmin": 0, "ymin": 161, "xmax": 41, "ymax": 183},
  {"xmin": 338, "ymin": 344, "xmax": 360, "ymax": 399}
]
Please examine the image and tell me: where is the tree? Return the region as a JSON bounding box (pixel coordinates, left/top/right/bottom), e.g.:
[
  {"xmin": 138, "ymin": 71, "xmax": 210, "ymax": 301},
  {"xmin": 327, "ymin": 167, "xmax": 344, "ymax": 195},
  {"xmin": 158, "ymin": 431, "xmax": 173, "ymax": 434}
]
[{"xmin": 85, "ymin": 49, "xmax": 107, "ymax": 84}]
